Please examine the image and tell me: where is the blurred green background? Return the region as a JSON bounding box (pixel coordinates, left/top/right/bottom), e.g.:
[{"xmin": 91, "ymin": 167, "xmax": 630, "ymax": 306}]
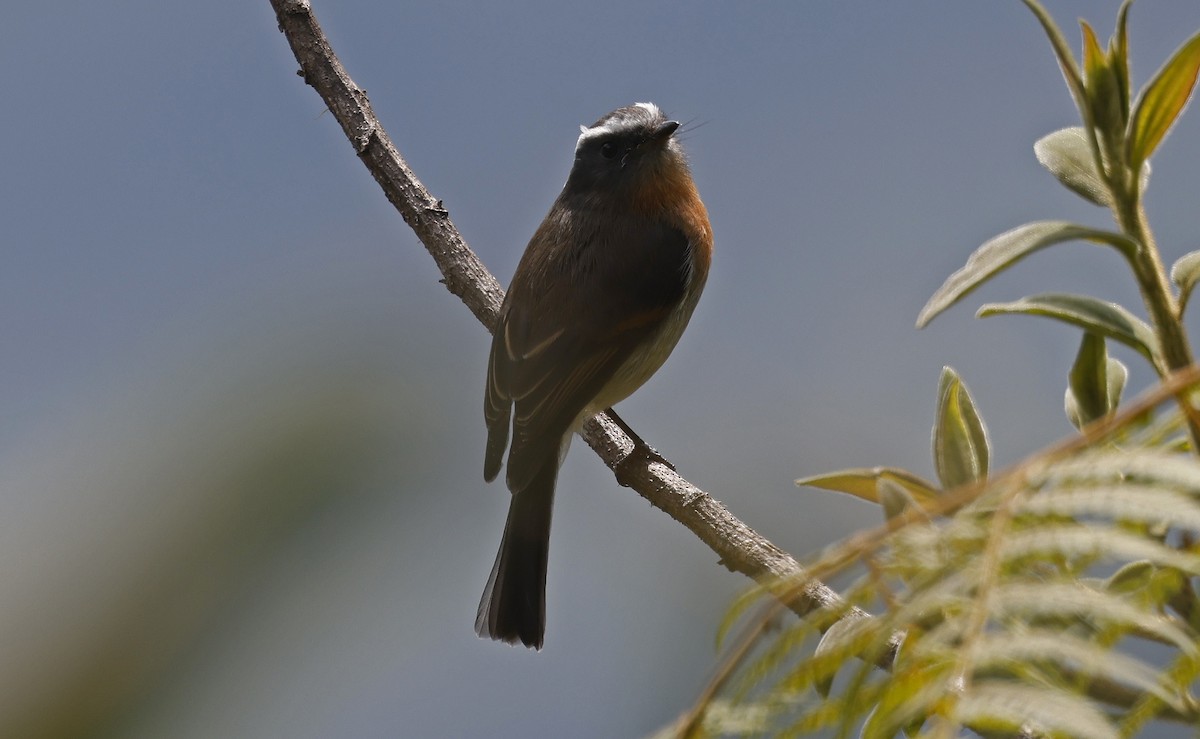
[{"xmin": 3, "ymin": 1, "xmax": 1198, "ymax": 736}]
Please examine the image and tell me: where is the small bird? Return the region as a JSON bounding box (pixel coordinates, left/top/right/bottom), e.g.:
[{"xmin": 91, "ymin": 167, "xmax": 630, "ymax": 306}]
[{"xmin": 477, "ymin": 102, "xmax": 713, "ymax": 649}]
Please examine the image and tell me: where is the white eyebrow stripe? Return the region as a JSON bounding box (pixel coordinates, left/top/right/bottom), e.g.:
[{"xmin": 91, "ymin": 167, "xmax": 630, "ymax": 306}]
[
  {"xmin": 576, "ymin": 123, "xmax": 616, "ymax": 148},
  {"xmin": 634, "ymin": 101, "xmax": 662, "ymax": 117},
  {"xmin": 573, "ymin": 103, "xmax": 664, "ymax": 151}
]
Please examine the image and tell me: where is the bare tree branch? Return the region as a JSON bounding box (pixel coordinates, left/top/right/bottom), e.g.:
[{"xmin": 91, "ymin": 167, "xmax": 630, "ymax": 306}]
[{"xmin": 269, "ymin": 2, "xmax": 504, "ymax": 329}]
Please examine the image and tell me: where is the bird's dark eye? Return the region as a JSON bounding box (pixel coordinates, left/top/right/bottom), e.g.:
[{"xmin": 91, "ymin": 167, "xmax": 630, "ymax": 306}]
[{"xmin": 599, "ymin": 141, "xmax": 620, "ymax": 159}]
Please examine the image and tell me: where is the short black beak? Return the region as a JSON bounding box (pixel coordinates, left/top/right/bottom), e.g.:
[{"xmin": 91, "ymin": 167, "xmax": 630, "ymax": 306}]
[{"xmin": 649, "ymin": 120, "xmax": 680, "ymax": 144}]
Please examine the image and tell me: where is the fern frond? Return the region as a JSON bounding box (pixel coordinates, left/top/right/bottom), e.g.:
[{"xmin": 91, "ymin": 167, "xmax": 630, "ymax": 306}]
[
  {"xmin": 951, "ymin": 681, "xmax": 1118, "ymax": 739},
  {"xmin": 705, "ymin": 438, "xmax": 1200, "ymax": 735}
]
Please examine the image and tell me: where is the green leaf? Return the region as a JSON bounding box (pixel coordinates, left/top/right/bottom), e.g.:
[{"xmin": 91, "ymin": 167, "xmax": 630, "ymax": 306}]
[
  {"xmin": 976, "ymin": 293, "xmax": 1162, "ymax": 369},
  {"xmin": 811, "ymin": 616, "xmax": 865, "ymax": 698},
  {"xmin": 1109, "ymin": 0, "xmax": 1133, "ymax": 119},
  {"xmin": 954, "ymin": 682, "xmax": 1119, "ymax": 739},
  {"xmin": 932, "ymin": 367, "xmax": 989, "ymax": 489},
  {"xmin": 1065, "ymin": 333, "xmax": 1126, "ymax": 429},
  {"xmin": 1108, "ymin": 561, "xmax": 1186, "ymax": 612},
  {"xmin": 1033, "ymin": 127, "xmax": 1150, "ymax": 207},
  {"xmin": 1002, "ymin": 526, "xmax": 1200, "ymax": 579},
  {"xmin": 1046, "ymin": 448, "xmax": 1200, "ymax": 492},
  {"xmin": 714, "ymin": 583, "xmax": 774, "ymax": 651},
  {"xmin": 970, "ymin": 631, "xmax": 1186, "ymax": 712},
  {"xmin": 879, "ymin": 478, "xmax": 919, "ymax": 522},
  {"xmin": 994, "ymin": 581, "xmax": 1197, "ymax": 654},
  {"xmin": 1128, "ymin": 30, "xmax": 1200, "ymax": 169},
  {"xmin": 796, "ymin": 467, "xmax": 940, "ymax": 507},
  {"xmin": 1098, "ymin": 356, "xmax": 1126, "ymax": 423},
  {"xmin": 1021, "ymin": 486, "xmax": 1200, "ymax": 535},
  {"xmin": 1170, "ymin": 249, "xmax": 1200, "ymax": 315},
  {"xmin": 1081, "ymin": 20, "xmax": 1129, "ymax": 142},
  {"xmin": 1106, "ymin": 560, "xmax": 1157, "ymax": 595},
  {"xmin": 1081, "ymin": 21, "xmax": 1105, "ymax": 85},
  {"xmin": 1034, "ymin": 128, "xmax": 1109, "ymax": 206},
  {"xmin": 916, "ymin": 222, "xmax": 1139, "ymax": 328},
  {"xmin": 1069, "ymin": 332, "xmax": 1107, "ymax": 420},
  {"xmin": 1019, "ymin": 0, "xmax": 1089, "ymax": 122},
  {"xmin": 859, "ymin": 669, "xmax": 949, "ymax": 739}
]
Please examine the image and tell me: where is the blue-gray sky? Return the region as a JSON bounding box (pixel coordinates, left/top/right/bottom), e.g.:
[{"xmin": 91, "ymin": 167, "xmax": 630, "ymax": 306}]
[{"xmin": 3, "ymin": 2, "xmax": 1198, "ymax": 737}]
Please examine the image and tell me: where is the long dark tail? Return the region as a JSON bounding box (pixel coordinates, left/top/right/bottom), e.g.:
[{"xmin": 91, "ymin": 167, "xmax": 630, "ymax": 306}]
[{"xmin": 475, "ymin": 461, "xmax": 557, "ymax": 649}]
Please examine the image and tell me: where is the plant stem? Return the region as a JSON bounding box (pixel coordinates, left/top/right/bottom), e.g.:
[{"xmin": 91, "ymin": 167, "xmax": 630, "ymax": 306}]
[{"xmin": 1116, "ymin": 198, "xmax": 1200, "ymax": 449}]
